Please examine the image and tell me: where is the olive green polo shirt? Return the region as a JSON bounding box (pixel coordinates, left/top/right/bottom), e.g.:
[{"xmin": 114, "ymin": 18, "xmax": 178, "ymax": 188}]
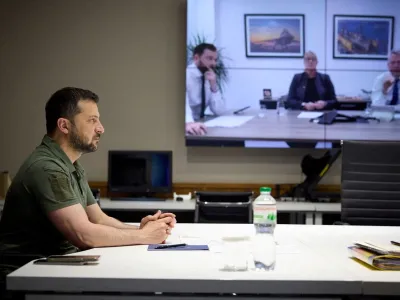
[{"xmin": 0, "ymin": 135, "xmax": 97, "ymax": 258}]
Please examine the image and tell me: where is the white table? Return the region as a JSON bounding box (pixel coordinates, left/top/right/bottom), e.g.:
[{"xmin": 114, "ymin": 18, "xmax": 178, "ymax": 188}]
[
  {"xmin": 7, "ymin": 224, "xmax": 400, "ymax": 299},
  {"xmin": 100, "ymin": 198, "xmax": 338, "ymax": 225}
]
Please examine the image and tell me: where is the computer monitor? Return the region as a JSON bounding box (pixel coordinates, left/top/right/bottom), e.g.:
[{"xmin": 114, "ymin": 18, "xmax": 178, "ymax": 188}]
[
  {"xmin": 184, "ymin": 0, "xmax": 399, "ymax": 149},
  {"xmin": 108, "ymin": 150, "xmax": 173, "ymax": 197}
]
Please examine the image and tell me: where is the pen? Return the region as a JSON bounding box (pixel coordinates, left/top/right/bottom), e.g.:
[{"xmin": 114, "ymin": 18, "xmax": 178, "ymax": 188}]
[
  {"xmin": 391, "ymin": 241, "xmax": 400, "ymax": 247},
  {"xmin": 233, "ymin": 106, "xmax": 250, "ymax": 114},
  {"xmin": 154, "ymin": 243, "xmax": 187, "ymax": 249}
]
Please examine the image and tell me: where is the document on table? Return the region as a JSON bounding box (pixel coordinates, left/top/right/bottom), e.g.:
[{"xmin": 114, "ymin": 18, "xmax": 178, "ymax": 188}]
[
  {"xmin": 297, "ymin": 112, "xmax": 323, "ymax": 119},
  {"xmin": 204, "ymin": 116, "xmax": 254, "ymax": 128}
]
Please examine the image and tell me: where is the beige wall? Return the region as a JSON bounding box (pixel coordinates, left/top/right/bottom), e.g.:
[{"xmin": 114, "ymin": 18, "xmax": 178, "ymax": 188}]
[{"xmin": 0, "ymin": 0, "xmax": 341, "ymax": 184}]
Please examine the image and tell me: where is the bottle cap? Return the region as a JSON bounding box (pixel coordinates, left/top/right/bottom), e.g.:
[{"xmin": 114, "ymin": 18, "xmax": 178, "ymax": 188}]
[{"xmin": 260, "ymin": 187, "xmax": 271, "ymax": 193}]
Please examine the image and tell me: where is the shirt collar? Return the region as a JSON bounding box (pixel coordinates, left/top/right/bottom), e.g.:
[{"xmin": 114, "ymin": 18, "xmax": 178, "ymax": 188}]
[
  {"xmin": 187, "ymin": 62, "xmax": 202, "ymax": 78},
  {"xmin": 41, "ymin": 135, "xmax": 83, "ymax": 175}
]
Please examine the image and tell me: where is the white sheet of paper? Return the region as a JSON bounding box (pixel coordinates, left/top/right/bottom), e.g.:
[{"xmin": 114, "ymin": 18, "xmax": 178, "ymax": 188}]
[
  {"xmin": 179, "ymin": 235, "xmax": 223, "ymax": 253},
  {"xmin": 204, "ymin": 116, "xmax": 254, "ymax": 128},
  {"xmin": 297, "ymin": 112, "xmax": 323, "ymax": 119}
]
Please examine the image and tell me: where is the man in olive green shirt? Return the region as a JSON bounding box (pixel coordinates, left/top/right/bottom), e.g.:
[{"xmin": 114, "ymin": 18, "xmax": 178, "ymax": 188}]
[{"xmin": 0, "ymin": 87, "xmax": 176, "ymax": 262}]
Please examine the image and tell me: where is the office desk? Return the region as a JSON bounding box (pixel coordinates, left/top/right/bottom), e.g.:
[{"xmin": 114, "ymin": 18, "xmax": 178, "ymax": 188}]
[
  {"xmin": 7, "ymin": 224, "xmax": 400, "ymax": 299},
  {"xmin": 186, "ymin": 109, "xmax": 400, "ymax": 142},
  {"xmin": 100, "ymin": 198, "xmax": 316, "ymax": 224}
]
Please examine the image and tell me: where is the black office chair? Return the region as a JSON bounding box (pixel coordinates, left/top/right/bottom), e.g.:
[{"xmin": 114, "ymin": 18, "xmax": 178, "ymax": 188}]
[
  {"xmin": 340, "ymin": 140, "xmax": 400, "ymax": 226},
  {"xmin": 194, "ymin": 191, "xmax": 254, "ymax": 224},
  {"xmin": 0, "ymin": 252, "xmax": 44, "ymax": 299}
]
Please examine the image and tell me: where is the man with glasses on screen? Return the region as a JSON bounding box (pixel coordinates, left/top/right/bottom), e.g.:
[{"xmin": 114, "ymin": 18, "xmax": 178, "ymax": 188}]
[
  {"xmin": 186, "ymin": 43, "xmax": 226, "ymax": 124},
  {"xmin": 371, "ymin": 49, "xmax": 400, "ymax": 106},
  {"xmin": 0, "ymin": 87, "xmax": 176, "ymax": 269}
]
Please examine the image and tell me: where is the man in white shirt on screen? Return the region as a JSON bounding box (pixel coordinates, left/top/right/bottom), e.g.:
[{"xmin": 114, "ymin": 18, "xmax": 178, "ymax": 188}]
[
  {"xmin": 371, "ymin": 49, "xmax": 400, "ymax": 106},
  {"xmin": 186, "ymin": 43, "xmax": 226, "ymax": 122},
  {"xmin": 185, "ymin": 105, "xmax": 206, "ymax": 135}
]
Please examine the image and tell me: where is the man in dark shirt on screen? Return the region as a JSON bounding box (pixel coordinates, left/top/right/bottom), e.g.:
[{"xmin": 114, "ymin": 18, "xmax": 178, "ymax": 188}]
[{"xmin": 0, "ymin": 87, "xmax": 176, "ymax": 266}]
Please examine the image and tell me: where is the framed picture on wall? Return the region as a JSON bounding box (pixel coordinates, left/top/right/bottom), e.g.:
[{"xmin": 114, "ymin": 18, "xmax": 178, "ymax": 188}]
[
  {"xmin": 333, "ymin": 15, "xmax": 395, "ymax": 60},
  {"xmin": 244, "ymin": 14, "xmax": 305, "ymax": 58},
  {"xmin": 263, "ymin": 89, "xmax": 272, "ymax": 99}
]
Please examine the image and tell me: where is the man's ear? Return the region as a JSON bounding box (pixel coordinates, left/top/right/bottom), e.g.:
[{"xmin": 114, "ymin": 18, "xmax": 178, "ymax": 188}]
[{"xmin": 57, "ymin": 118, "xmax": 70, "ymax": 134}]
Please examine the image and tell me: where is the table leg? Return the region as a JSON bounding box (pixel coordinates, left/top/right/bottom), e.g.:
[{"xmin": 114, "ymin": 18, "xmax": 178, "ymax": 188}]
[
  {"xmin": 305, "ymin": 213, "xmax": 314, "ymax": 225},
  {"xmin": 314, "ymin": 212, "xmax": 323, "ymax": 225}
]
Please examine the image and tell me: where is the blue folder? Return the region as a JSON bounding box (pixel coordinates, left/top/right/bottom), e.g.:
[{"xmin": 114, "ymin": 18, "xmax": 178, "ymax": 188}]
[{"xmin": 147, "ymin": 244, "xmax": 209, "ymax": 251}]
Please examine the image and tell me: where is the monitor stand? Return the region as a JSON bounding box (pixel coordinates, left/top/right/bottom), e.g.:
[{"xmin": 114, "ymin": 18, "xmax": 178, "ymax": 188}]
[{"xmin": 110, "ymin": 192, "xmax": 166, "ymax": 201}]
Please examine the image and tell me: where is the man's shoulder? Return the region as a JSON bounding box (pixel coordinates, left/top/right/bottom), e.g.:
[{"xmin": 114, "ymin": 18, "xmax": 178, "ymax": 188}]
[
  {"xmin": 317, "ymin": 72, "xmax": 331, "ymax": 80},
  {"xmin": 291, "ymin": 72, "xmax": 304, "ymax": 83},
  {"xmin": 374, "ymin": 71, "xmax": 390, "ymax": 81},
  {"xmin": 21, "ymin": 146, "xmax": 69, "ymax": 176}
]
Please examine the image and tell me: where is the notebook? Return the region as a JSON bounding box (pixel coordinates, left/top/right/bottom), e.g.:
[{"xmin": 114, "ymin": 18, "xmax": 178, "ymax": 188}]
[
  {"xmin": 349, "ymin": 241, "xmax": 400, "ymax": 270},
  {"xmin": 354, "ymin": 241, "xmax": 400, "ymax": 255},
  {"xmin": 148, "ymin": 244, "xmax": 209, "ymax": 251}
]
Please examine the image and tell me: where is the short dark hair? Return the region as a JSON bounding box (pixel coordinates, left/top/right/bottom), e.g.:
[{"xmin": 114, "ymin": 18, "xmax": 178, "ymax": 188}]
[
  {"xmin": 45, "ymin": 87, "xmax": 99, "ymax": 134},
  {"xmin": 193, "ymin": 43, "xmax": 217, "ymax": 56}
]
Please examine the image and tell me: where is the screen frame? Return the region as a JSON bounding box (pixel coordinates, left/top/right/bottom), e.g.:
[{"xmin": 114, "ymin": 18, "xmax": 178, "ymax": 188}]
[{"xmin": 107, "ymin": 150, "xmax": 173, "ymax": 194}]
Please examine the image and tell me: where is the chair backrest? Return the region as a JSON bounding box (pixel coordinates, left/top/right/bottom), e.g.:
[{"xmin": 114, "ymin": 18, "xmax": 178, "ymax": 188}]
[
  {"xmin": 341, "ymin": 140, "xmax": 400, "ymax": 226},
  {"xmin": 194, "ymin": 191, "xmax": 254, "ymax": 224},
  {"xmin": 91, "ymin": 188, "xmax": 101, "ymax": 205}
]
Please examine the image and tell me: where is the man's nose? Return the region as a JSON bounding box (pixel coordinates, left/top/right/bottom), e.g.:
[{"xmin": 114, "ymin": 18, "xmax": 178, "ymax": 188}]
[{"xmin": 96, "ymin": 122, "xmax": 105, "ymax": 134}]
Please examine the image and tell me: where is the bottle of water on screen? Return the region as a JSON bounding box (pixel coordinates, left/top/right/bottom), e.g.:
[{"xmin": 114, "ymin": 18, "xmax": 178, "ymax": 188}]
[{"xmin": 252, "ymin": 187, "xmax": 277, "ymax": 271}]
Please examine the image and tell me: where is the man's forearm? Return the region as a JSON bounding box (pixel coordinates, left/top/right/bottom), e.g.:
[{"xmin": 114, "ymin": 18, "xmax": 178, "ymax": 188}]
[
  {"xmin": 75, "ymin": 223, "xmax": 147, "ymax": 249},
  {"xmin": 99, "ymin": 215, "xmax": 139, "ymax": 230}
]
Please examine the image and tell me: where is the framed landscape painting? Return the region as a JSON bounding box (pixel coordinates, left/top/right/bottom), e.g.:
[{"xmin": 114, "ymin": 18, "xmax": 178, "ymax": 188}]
[
  {"xmin": 244, "ymin": 14, "xmax": 305, "ymax": 58},
  {"xmin": 333, "ymin": 15, "xmax": 394, "ymax": 60}
]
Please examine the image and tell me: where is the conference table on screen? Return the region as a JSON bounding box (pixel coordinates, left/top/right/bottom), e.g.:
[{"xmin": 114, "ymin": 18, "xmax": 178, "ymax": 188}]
[
  {"xmin": 185, "ymin": 108, "xmax": 400, "ymax": 143},
  {"xmin": 7, "ymin": 223, "xmax": 400, "ymax": 299}
]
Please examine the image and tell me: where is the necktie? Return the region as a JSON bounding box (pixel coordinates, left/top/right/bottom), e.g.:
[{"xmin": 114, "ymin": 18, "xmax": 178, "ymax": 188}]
[
  {"xmin": 200, "ymin": 74, "xmax": 206, "ymax": 119},
  {"xmin": 390, "ymin": 78, "xmax": 399, "ymax": 105}
]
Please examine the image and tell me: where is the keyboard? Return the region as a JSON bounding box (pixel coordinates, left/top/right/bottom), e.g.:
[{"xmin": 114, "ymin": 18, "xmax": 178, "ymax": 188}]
[{"xmin": 110, "ymin": 197, "xmax": 166, "ymax": 201}]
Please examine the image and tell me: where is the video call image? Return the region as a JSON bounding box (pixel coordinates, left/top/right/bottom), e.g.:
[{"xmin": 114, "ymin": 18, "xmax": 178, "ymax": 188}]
[{"xmin": 184, "ymin": 0, "xmax": 400, "ymax": 148}]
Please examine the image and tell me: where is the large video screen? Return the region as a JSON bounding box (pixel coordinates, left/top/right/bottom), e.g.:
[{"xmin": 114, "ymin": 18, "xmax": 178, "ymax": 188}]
[{"xmin": 185, "ymin": 0, "xmax": 400, "ymax": 148}]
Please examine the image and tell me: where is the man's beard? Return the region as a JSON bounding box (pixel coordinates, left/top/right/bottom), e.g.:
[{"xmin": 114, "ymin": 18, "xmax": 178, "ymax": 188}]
[
  {"xmin": 197, "ymin": 62, "xmax": 215, "ymax": 74},
  {"xmin": 69, "ymin": 125, "xmax": 99, "ymax": 153}
]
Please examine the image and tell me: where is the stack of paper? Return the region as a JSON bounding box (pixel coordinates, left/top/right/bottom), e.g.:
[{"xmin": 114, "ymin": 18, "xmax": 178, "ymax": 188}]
[
  {"xmin": 297, "ymin": 112, "xmax": 323, "ymax": 119},
  {"xmin": 204, "ymin": 116, "xmax": 254, "ymax": 128}
]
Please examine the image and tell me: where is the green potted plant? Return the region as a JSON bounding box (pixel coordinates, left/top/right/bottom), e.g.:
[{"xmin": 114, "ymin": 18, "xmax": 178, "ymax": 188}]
[{"xmin": 186, "ymin": 34, "xmax": 231, "ymax": 93}]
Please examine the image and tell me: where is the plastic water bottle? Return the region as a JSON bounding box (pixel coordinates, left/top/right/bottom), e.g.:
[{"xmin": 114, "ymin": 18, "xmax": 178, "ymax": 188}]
[{"xmin": 252, "ymin": 187, "xmax": 277, "ymax": 271}]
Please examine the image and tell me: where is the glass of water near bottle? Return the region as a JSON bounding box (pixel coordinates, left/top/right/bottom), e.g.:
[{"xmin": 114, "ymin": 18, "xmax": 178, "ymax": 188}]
[
  {"xmin": 219, "ymin": 187, "xmax": 277, "ymax": 272},
  {"xmin": 220, "ymin": 235, "xmax": 251, "ymax": 271}
]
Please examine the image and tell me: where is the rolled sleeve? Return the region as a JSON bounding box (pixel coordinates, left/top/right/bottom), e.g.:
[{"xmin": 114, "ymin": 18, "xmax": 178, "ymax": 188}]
[
  {"xmin": 26, "ymin": 164, "xmax": 80, "ymax": 213},
  {"xmin": 85, "ymin": 182, "xmax": 97, "ymax": 207}
]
